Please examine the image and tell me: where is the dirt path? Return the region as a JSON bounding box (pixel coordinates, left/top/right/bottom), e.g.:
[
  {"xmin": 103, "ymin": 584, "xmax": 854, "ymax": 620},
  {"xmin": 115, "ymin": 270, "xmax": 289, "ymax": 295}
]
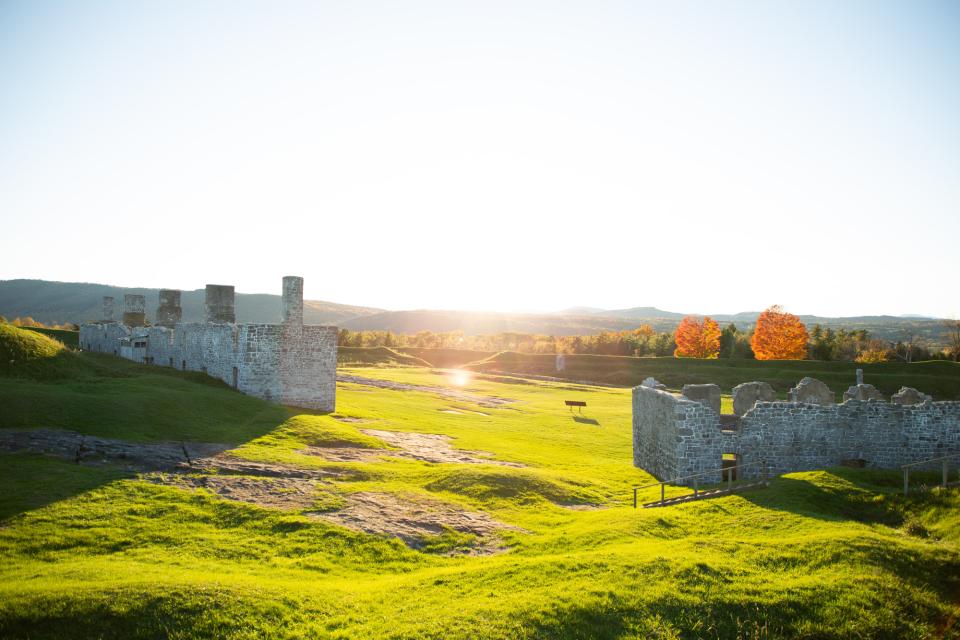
[
  {"xmin": 310, "ymin": 491, "xmax": 522, "ymax": 554},
  {"xmin": 362, "ymin": 429, "xmax": 524, "ymax": 467},
  {"xmin": 300, "ymin": 429, "xmax": 524, "ymax": 467},
  {"xmin": 336, "ymin": 374, "xmax": 514, "ymax": 408},
  {"xmin": 143, "ymin": 472, "xmax": 323, "ymax": 510}
]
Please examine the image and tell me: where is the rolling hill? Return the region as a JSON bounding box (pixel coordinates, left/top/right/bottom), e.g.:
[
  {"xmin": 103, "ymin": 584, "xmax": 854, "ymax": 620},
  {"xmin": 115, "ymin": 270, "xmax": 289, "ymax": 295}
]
[
  {"xmin": 0, "ymin": 279, "xmax": 383, "ymax": 326},
  {"xmin": 0, "ymin": 280, "xmax": 948, "ymax": 345}
]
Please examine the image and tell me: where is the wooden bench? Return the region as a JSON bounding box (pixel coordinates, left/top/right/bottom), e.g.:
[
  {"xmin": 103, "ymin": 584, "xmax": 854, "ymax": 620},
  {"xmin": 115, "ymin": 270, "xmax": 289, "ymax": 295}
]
[{"xmin": 565, "ymin": 400, "xmax": 587, "ymax": 413}]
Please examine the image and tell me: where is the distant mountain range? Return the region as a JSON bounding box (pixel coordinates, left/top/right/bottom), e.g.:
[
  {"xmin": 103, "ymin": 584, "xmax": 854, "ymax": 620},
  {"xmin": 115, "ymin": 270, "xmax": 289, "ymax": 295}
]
[
  {"xmin": 0, "ymin": 279, "xmax": 946, "ymax": 344},
  {"xmin": 0, "ymin": 280, "xmax": 382, "ymax": 326}
]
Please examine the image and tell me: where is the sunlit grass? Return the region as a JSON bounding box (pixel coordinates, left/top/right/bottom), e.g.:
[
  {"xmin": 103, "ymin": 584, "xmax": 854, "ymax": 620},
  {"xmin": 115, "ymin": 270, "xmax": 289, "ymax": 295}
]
[{"xmin": 0, "ymin": 357, "xmax": 958, "ymax": 638}]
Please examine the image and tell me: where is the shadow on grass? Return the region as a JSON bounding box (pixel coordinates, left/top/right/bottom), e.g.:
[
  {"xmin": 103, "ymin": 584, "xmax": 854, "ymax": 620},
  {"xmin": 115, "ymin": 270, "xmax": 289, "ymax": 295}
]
[
  {"xmin": 572, "ymin": 416, "xmax": 600, "ymax": 426},
  {"xmin": 743, "ymin": 468, "xmax": 954, "ymax": 528},
  {"xmin": 0, "ymin": 454, "xmax": 133, "ymax": 522},
  {"xmin": 0, "ymin": 350, "xmax": 292, "ymax": 444},
  {"xmin": 0, "ymin": 348, "xmax": 316, "ymax": 520}
]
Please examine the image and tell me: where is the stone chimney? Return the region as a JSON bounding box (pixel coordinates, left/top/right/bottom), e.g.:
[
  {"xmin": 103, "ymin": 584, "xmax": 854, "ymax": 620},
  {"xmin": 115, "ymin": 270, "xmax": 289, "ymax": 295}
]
[
  {"xmin": 156, "ymin": 289, "xmax": 182, "ymax": 327},
  {"xmin": 204, "ymin": 285, "xmax": 235, "ymax": 324},
  {"xmin": 282, "ymin": 276, "xmax": 304, "ymax": 327},
  {"xmin": 122, "ymin": 294, "xmax": 146, "ymax": 327},
  {"xmin": 102, "ymin": 296, "xmax": 115, "ymax": 322}
]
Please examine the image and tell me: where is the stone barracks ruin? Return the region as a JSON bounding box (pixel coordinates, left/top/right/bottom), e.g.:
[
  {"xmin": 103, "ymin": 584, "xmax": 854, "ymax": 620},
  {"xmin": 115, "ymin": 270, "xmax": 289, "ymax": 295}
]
[
  {"xmin": 633, "ymin": 374, "xmax": 960, "ymax": 485},
  {"xmin": 80, "ymin": 276, "xmax": 337, "ymax": 411}
]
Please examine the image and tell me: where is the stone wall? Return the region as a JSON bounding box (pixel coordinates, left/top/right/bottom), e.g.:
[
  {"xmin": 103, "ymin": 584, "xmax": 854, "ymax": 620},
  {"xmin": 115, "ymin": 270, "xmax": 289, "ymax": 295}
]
[
  {"xmin": 633, "ymin": 380, "xmax": 960, "ymax": 485},
  {"xmin": 632, "ymin": 386, "xmax": 723, "ymax": 483},
  {"xmin": 80, "ymin": 277, "xmax": 337, "ymax": 412},
  {"xmin": 734, "ymin": 400, "xmax": 960, "ymax": 479}
]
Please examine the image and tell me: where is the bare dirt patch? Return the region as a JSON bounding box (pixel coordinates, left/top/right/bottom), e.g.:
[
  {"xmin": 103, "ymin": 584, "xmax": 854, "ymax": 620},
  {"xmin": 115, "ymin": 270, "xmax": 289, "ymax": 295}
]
[
  {"xmin": 299, "ymin": 429, "xmax": 524, "ymax": 467},
  {"xmin": 439, "ymin": 408, "xmax": 489, "ymax": 416},
  {"xmin": 337, "ymin": 374, "xmax": 514, "ymax": 408},
  {"xmin": 300, "ymin": 446, "xmax": 400, "ymax": 463},
  {"xmin": 331, "ymin": 415, "xmax": 370, "ymax": 423},
  {"xmin": 144, "ymin": 473, "xmax": 323, "ymax": 510},
  {"xmin": 363, "ymin": 429, "xmax": 524, "ymax": 467},
  {"xmin": 309, "ymin": 491, "xmax": 522, "ymax": 554}
]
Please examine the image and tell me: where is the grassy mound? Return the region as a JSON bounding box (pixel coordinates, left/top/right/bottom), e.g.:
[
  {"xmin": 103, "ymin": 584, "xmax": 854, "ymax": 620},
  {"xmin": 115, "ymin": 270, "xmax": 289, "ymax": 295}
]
[
  {"xmin": 395, "ymin": 347, "xmax": 497, "ymax": 368},
  {"xmin": 20, "ymin": 327, "xmax": 79, "ymax": 350},
  {"xmin": 337, "ymin": 346, "xmax": 431, "ymax": 367},
  {"xmin": 0, "ymin": 323, "xmax": 73, "ymax": 379},
  {"xmin": 465, "ymin": 351, "xmax": 960, "ymax": 399},
  {"xmin": 426, "ymin": 467, "xmax": 602, "ymax": 506},
  {"xmin": 0, "ymin": 330, "xmax": 287, "ymax": 443}
]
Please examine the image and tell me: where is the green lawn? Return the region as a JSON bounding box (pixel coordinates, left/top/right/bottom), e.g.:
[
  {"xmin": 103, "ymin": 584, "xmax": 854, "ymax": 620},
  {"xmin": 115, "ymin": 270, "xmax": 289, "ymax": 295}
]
[
  {"xmin": 466, "ymin": 351, "xmax": 960, "ymax": 400},
  {"xmin": 1, "ymin": 331, "xmax": 958, "ymax": 638}
]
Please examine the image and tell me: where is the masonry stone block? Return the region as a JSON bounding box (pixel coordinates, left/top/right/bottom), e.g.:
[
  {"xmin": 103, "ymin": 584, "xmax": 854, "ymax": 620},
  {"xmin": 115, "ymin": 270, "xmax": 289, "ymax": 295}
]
[
  {"xmin": 156, "ymin": 289, "xmax": 182, "ymax": 327},
  {"xmin": 732, "ymin": 381, "xmax": 776, "ymax": 416},
  {"xmin": 788, "ymin": 377, "xmax": 835, "ymax": 405},
  {"xmin": 205, "ymin": 285, "xmax": 236, "ymax": 324},
  {"xmin": 842, "ymin": 383, "xmax": 885, "ymax": 403},
  {"xmin": 102, "ymin": 296, "xmax": 115, "ymax": 322},
  {"xmin": 892, "ymin": 386, "xmax": 932, "ymax": 405},
  {"xmin": 122, "ymin": 294, "xmax": 146, "ymax": 327},
  {"xmin": 681, "ymin": 384, "xmax": 721, "ymax": 415}
]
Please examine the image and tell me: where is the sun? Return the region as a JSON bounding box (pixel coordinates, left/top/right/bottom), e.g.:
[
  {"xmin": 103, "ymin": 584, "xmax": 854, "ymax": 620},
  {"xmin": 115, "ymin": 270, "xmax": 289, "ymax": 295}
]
[{"xmin": 450, "ymin": 370, "xmax": 471, "ymax": 387}]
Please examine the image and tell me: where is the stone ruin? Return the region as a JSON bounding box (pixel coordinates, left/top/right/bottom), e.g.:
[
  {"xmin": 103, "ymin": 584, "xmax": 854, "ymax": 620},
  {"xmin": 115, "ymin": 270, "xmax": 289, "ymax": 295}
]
[
  {"xmin": 633, "ymin": 374, "xmax": 959, "ymax": 485},
  {"xmin": 79, "ymin": 276, "xmax": 337, "ymax": 411}
]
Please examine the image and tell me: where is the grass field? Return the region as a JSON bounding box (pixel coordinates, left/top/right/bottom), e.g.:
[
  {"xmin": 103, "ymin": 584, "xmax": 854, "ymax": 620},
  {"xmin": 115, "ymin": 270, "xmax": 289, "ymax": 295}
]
[
  {"xmin": 338, "ymin": 345, "xmax": 431, "ymax": 367},
  {"xmin": 1, "ymin": 325, "xmax": 959, "ymax": 638},
  {"xmin": 465, "ymin": 351, "xmax": 960, "ymax": 400}
]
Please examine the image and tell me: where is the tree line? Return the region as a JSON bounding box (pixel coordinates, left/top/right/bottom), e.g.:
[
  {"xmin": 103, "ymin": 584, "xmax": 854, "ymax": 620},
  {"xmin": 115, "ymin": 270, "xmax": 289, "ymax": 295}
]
[
  {"xmin": 339, "ymin": 306, "xmax": 960, "ymax": 362},
  {"xmin": 6, "ymin": 311, "xmax": 954, "ymax": 363}
]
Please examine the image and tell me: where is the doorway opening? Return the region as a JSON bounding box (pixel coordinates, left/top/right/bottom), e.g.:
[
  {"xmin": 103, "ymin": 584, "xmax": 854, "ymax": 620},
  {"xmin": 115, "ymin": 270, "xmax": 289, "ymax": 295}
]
[{"xmin": 722, "ymin": 453, "xmax": 739, "ymax": 482}]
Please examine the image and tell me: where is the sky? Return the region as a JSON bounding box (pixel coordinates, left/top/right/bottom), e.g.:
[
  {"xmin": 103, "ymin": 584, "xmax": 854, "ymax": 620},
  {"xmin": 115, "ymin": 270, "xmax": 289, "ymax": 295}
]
[{"xmin": 1, "ymin": 1, "xmax": 958, "ymax": 317}]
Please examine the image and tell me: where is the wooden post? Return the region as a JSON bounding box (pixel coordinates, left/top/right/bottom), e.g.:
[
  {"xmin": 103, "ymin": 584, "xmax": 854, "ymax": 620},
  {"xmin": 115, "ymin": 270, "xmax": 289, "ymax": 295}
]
[
  {"xmin": 633, "ymin": 488, "xmax": 637, "ymax": 509},
  {"xmin": 693, "ymin": 478, "xmax": 698, "ymax": 499},
  {"xmin": 728, "ymin": 466, "xmax": 733, "ymax": 492},
  {"xmin": 904, "ymin": 467, "xmax": 909, "ymax": 496},
  {"xmin": 660, "ymin": 484, "xmax": 665, "ymax": 506},
  {"xmin": 943, "ymin": 459, "xmax": 949, "ymax": 488}
]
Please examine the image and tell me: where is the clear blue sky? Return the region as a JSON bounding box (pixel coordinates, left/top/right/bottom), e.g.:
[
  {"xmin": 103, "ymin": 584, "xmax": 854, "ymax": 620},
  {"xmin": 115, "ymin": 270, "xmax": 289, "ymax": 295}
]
[{"xmin": 1, "ymin": 1, "xmax": 958, "ymax": 317}]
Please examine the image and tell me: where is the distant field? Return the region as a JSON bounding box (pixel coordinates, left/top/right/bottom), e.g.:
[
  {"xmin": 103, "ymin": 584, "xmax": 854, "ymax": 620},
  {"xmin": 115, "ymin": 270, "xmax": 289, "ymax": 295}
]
[
  {"xmin": 0, "ymin": 324, "xmax": 958, "ymax": 639},
  {"xmin": 337, "ymin": 345, "xmax": 430, "ymax": 367},
  {"xmin": 395, "ymin": 347, "xmax": 496, "ymax": 368},
  {"xmin": 465, "ymin": 351, "xmax": 960, "ymax": 400}
]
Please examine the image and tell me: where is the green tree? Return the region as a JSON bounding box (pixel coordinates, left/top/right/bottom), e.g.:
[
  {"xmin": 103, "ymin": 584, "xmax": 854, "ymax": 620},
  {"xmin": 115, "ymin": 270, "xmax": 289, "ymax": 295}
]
[{"xmin": 719, "ymin": 323, "xmax": 739, "ymax": 358}]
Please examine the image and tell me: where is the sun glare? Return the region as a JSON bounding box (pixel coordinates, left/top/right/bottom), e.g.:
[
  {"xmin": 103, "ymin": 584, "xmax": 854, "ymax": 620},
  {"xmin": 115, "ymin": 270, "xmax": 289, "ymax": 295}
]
[{"xmin": 450, "ymin": 370, "xmax": 471, "ymax": 387}]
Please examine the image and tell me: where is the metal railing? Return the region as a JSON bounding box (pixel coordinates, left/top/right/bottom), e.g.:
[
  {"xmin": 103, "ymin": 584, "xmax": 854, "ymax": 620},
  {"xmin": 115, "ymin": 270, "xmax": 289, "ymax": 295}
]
[
  {"xmin": 632, "ymin": 460, "xmax": 769, "ymax": 508},
  {"xmin": 902, "ymin": 453, "xmax": 960, "ymax": 496}
]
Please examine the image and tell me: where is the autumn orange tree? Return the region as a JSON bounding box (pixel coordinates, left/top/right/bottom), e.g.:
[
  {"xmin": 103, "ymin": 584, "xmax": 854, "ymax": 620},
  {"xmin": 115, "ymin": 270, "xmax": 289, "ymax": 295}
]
[
  {"xmin": 673, "ymin": 315, "xmax": 721, "ymax": 358},
  {"xmin": 750, "ymin": 305, "xmax": 808, "ymax": 360}
]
